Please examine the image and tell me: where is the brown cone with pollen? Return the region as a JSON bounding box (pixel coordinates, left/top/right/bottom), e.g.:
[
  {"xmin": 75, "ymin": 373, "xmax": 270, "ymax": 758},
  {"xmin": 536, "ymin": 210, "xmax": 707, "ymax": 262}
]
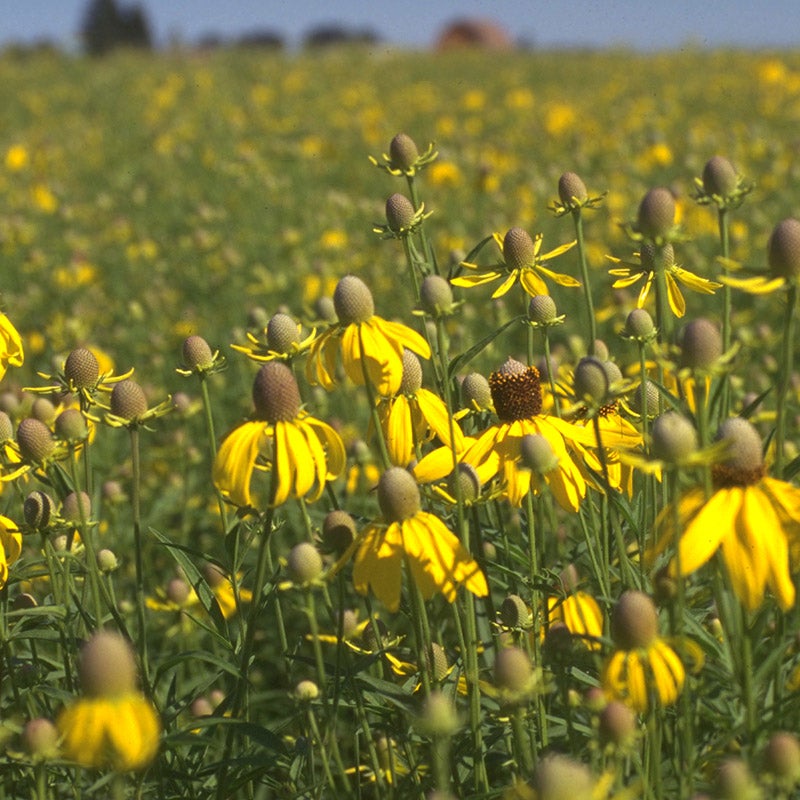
[
  {"xmin": 252, "ymin": 362, "xmax": 301, "ymax": 424},
  {"xmin": 489, "ymin": 358, "xmax": 542, "ymax": 421}
]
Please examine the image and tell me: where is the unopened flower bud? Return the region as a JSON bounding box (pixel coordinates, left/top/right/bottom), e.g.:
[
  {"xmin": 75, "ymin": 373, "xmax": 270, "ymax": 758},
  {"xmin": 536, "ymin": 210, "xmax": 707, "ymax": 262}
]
[
  {"xmin": 494, "ymin": 646, "xmax": 532, "ymax": 693},
  {"xmin": 389, "ymin": 133, "xmax": 419, "ymax": 171},
  {"xmin": 768, "ymin": 218, "xmax": 800, "ymax": 280},
  {"xmin": 419, "ymin": 275, "xmax": 454, "ymax": 316},
  {"xmin": 528, "ymin": 294, "xmax": 558, "ymax": 324},
  {"xmin": 702, "ymin": 155, "xmax": 738, "ymax": 197},
  {"xmin": 461, "ymin": 372, "xmax": 492, "ymax": 410}
]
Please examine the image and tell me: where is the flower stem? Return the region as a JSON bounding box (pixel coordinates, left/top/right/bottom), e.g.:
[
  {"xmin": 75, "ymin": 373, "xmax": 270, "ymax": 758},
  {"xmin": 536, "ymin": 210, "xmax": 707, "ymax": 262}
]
[
  {"xmin": 571, "ymin": 208, "xmax": 597, "ymax": 353},
  {"xmin": 775, "ymin": 283, "xmax": 798, "ymax": 477}
]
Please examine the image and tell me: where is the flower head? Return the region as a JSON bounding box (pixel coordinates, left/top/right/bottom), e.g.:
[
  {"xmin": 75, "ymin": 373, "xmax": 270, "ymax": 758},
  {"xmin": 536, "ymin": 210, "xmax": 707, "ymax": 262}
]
[
  {"xmin": 377, "ymin": 349, "xmax": 464, "ymax": 468},
  {"xmin": 692, "ymin": 155, "xmax": 752, "ymax": 210},
  {"xmin": 451, "ymin": 227, "xmax": 579, "ymax": 299},
  {"xmin": 602, "ymin": 591, "xmax": 685, "ymax": 712},
  {"xmin": 57, "ymin": 630, "xmax": 160, "ymax": 771},
  {"xmin": 722, "ymin": 217, "xmax": 800, "ymax": 295},
  {"xmin": 607, "ymin": 242, "xmax": 721, "ymax": 318},
  {"xmin": 649, "ymin": 417, "xmax": 799, "ymax": 611},
  {"xmin": 339, "ymin": 467, "xmax": 487, "ymax": 612},
  {"xmin": 307, "ymin": 275, "xmax": 431, "ymax": 396},
  {"xmin": 416, "ymin": 358, "xmax": 596, "ymax": 512},
  {"xmin": 369, "ymin": 132, "xmax": 438, "ymax": 177},
  {"xmin": 214, "ymin": 362, "xmax": 345, "ymax": 509},
  {"xmin": 230, "ymin": 312, "xmax": 316, "ymax": 364}
]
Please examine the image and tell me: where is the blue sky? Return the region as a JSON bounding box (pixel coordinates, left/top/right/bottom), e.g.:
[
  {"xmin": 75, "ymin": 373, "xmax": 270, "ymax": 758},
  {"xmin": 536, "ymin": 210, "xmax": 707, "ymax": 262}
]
[{"xmin": 3, "ymin": 0, "xmax": 800, "ymax": 50}]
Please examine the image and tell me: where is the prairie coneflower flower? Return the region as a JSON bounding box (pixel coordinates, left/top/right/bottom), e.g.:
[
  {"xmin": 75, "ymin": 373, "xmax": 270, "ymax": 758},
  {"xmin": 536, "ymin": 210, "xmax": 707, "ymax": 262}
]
[
  {"xmin": 451, "ymin": 227, "xmax": 579, "ymax": 299},
  {"xmin": 417, "ymin": 358, "xmax": 596, "ymax": 512},
  {"xmin": 721, "ymin": 217, "xmax": 800, "ymax": 294},
  {"xmin": 602, "ymin": 591, "xmax": 684, "ymax": 713},
  {"xmin": 307, "ymin": 275, "xmax": 430, "ymax": 396},
  {"xmin": 650, "ymin": 417, "xmax": 800, "ymax": 611},
  {"xmin": 607, "ymin": 242, "xmax": 721, "ymax": 318},
  {"xmin": 229, "ymin": 312, "xmax": 316, "ymax": 364},
  {"xmin": 377, "ymin": 349, "xmax": 464, "ymax": 468},
  {"xmin": 214, "ymin": 362, "xmax": 345, "ymax": 509},
  {"xmin": 26, "ymin": 346, "xmax": 131, "ymax": 412},
  {"xmin": 546, "ymin": 566, "xmax": 603, "ymax": 651},
  {"xmin": 340, "ymin": 467, "xmax": 488, "ymax": 613},
  {"xmin": 57, "ymin": 631, "xmax": 160, "ymax": 771}
]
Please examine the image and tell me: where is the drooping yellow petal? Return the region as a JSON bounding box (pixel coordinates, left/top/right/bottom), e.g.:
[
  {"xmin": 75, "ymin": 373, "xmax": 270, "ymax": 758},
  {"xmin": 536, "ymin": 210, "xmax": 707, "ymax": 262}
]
[
  {"xmin": 375, "ymin": 317, "xmax": 431, "ymax": 360},
  {"xmin": 353, "ymin": 523, "xmax": 404, "ymax": 612},
  {"xmin": 386, "ymin": 394, "xmax": 414, "ymax": 467},
  {"xmin": 213, "ymin": 421, "xmax": 268, "ymax": 508},
  {"xmin": 672, "ymin": 266, "xmax": 722, "ymax": 294},
  {"xmin": 721, "ymin": 493, "xmax": 768, "ymax": 612},
  {"xmin": 306, "ymin": 416, "xmax": 346, "ymax": 481},
  {"xmin": 539, "ymin": 239, "xmax": 578, "ymax": 261},
  {"xmin": 535, "ymin": 263, "xmax": 582, "ymax": 287},
  {"xmin": 673, "ymin": 488, "xmax": 737, "ymax": 576},
  {"xmin": 745, "ymin": 486, "xmax": 795, "ymax": 610},
  {"xmin": 491, "ymin": 270, "xmax": 521, "ymax": 299},
  {"xmin": 719, "ymin": 274, "xmax": 787, "ymax": 295},
  {"xmin": 404, "ymin": 512, "xmax": 488, "ymax": 602},
  {"xmin": 665, "ymin": 272, "xmax": 686, "ymax": 317},
  {"xmin": 610, "ymin": 270, "xmax": 646, "ymax": 289},
  {"xmin": 518, "ymin": 268, "xmax": 549, "ymax": 297},
  {"xmin": 451, "ymin": 270, "xmax": 505, "ymax": 288},
  {"xmin": 636, "ymin": 271, "xmax": 655, "ymax": 308},
  {"xmin": 415, "ymin": 388, "xmax": 464, "ymax": 452}
]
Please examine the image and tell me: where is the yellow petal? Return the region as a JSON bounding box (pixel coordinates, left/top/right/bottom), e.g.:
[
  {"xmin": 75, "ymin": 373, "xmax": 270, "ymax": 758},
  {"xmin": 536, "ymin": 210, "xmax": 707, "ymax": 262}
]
[
  {"xmin": 674, "ymin": 489, "xmax": 736, "ymax": 576},
  {"xmin": 213, "ymin": 421, "xmax": 267, "ymax": 508},
  {"xmin": 666, "ymin": 272, "xmax": 686, "ymax": 317},
  {"xmin": 491, "ymin": 270, "xmax": 520, "ymax": 299}
]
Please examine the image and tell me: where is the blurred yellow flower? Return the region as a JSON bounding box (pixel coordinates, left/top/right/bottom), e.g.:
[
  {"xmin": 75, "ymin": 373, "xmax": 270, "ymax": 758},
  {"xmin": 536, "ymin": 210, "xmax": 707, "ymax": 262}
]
[{"xmin": 5, "ymin": 144, "xmax": 29, "ymax": 172}]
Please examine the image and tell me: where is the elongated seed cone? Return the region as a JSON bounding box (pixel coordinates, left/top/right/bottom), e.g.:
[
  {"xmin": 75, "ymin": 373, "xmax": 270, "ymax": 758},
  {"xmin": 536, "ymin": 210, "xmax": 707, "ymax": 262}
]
[
  {"xmin": 558, "ymin": 171, "xmax": 588, "ymax": 205},
  {"xmin": 377, "ymin": 467, "xmax": 421, "ymax": 523},
  {"xmin": 650, "ymin": 411, "xmax": 698, "ymax": 463},
  {"xmin": 702, "ymin": 155, "xmax": 738, "ymax": 197},
  {"xmin": 679, "ymin": 318, "xmax": 722, "ymax": 370},
  {"xmin": 388, "ymin": 132, "xmax": 419, "ymax": 171},
  {"xmin": 182, "ymin": 335, "xmax": 214, "ymax": 370},
  {"xmin": 64, "ymin": 347, "xmax": 100, "ymax": 389},
  {"xmin": 252, "ymin": 362, "xmax": 301, "ymax": 423},
  {"xmin": 768, "ymin": 218, "xmax": 800, "ymax": 279},
  {"xmin": 79, "ymin": 630, "xmax": 138, "ymax": 698},
  {"xmin": 611, "ymin": 590, "xmax": 658, "ymax": 650},
  {"xmin": 267, "ymin": 313, "xmax": 300, "ymax": 354},
  {"xmin": 385, "ymin": 193, "xmax": 415, "ymax": 232},
  {"xmin": 16, "ymin": 417, "xmax": 55, "ymax": 462},
  {"xmin": 110, "ymin": 380, "xmax": 148, "ymax": 421},
  {"xmin": 636, "ymin": 187, "xmax": 675, "ymax": 239},
  {"xmin": 333, "ymin": 275, "xmax": 375, "ymax": 324},
  {"xmin": 502, "ymin": 227, "xmax": 535, "ymax": 270}
]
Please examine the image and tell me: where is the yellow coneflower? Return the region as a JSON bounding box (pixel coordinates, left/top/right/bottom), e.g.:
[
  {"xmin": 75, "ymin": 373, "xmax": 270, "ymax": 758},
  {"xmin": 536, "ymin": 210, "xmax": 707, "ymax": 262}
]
[
  {"xmin": 650, "ymin": 417, "xmax": 799, "ymax": 612},
  {"xmin": 306, "ymin": 274, "xmax": 430, "ymax": 397},
  {"xmin": 602, "ymin": 591, "xmax": 684, "ymax": 713},
  {"xmin": 57, "ymin": 631, "xmax": 160, "ymax": 771},
  {"xmin": 417, "ymin": 358, "xmax": 601, "ymax": 512},
  {"xmin": 377, "ymin": 349, "xmax": 464, "ymax": 468},
  {"xmin": 607, "ymin": 242, "xmax": 721, "ymax": 318},
  {"xmin": 339, "ymin": 467, "xmax": 487, "ymax": 613},
  {"xmin": 452, "ymin": 227, "xmax": 579, "ymax": 299},
  {"xmin": 214, "ymin": 362, "xmax": 345, "ymax": 509}
]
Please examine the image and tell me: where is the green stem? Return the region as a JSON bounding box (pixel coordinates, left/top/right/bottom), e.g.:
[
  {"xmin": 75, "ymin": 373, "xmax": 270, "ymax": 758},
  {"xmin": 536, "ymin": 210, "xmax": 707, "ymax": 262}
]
[
  {"xmin": 572, "ymin": 208, "xmax": 597, "ymax": 353},
  {"xmin": 129, "ymin": 427, "xmax": 151, "ymax": 690},
  {"xmin": 776, "ymin": 283, "xmax": 798, "ymax": 478},
  {"xmin": 718, "ymin": 208, "xmax": 732, "ymax": 418}
]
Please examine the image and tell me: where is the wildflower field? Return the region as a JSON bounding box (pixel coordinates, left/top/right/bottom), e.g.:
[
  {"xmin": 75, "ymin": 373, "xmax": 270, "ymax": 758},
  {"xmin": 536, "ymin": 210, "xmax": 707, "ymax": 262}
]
[{"xmin": 3, "ymin": 44, "xmax": 800, "ymax": 799}]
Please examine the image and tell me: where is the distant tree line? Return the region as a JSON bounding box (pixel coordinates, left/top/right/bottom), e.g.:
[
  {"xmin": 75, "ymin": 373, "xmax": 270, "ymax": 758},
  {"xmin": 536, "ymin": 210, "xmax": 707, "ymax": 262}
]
[
  {"xmin": 79, "ymin": 0, "xmax": 383, "ymax": 56},
  {"xmin": 81, "ymin": 0, "xmax": 152, "ymax": 55}
]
